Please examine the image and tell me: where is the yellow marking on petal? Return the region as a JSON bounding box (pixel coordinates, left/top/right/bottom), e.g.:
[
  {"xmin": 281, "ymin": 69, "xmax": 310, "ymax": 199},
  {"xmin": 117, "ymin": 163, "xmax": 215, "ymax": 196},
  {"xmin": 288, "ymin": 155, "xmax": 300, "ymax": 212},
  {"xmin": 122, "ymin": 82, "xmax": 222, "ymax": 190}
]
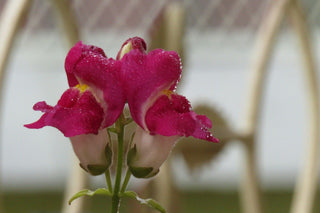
[
  {"xmin": 75, "ymin": 84, "xmax": 88, "ymax": 93},
  {"xmin": 163, "ymin": 89, "xmax": 173, "ymax": 98},
  {"xmin": 119, "ymin": 42, "xmax": 132, "ymax": 59}
]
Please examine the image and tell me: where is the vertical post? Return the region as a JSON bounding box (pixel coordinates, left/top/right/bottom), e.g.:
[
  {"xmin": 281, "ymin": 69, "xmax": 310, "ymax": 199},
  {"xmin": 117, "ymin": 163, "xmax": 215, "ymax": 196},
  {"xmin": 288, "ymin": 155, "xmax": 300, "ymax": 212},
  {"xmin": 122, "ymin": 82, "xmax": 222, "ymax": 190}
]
[
  {"xmin": 152, "ymin": 162, "xmax": 176, "ymax": 213},
  {"xmin": 51, "ymin": 0, "xmax": 79, "ymax": 46},
  {"xmin": 50, "ymin": 1, "xmax": 84, "ymax": 213},
  {"xmin": 163, "ymin": 2, "xmax": 185, "ymax": 54},
  {"xmin": 150, "ymin": 3, "xmax": 185, "ymax": 213},
  {"xmin": 289, "ymin": 1, "xmax": 320, "ymax": 213},
  {"xmin": 0, "ymin": 0, "xmax": 33, "ymax": 212},
  {"xmin": 0, "ymin": 0, "xmax": 33, "ymax": 105},
  {"xmin": 240, "ymin": 0, "xmax": 290, "ymax": 213}
]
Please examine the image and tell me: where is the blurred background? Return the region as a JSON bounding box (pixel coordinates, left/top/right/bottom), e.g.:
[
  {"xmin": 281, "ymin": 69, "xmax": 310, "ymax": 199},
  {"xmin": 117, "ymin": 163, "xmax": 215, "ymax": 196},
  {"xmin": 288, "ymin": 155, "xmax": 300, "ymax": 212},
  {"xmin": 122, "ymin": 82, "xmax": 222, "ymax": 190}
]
[{"xmin": 0, "ymin": 0, "xmax": 320, "ymax": 212}]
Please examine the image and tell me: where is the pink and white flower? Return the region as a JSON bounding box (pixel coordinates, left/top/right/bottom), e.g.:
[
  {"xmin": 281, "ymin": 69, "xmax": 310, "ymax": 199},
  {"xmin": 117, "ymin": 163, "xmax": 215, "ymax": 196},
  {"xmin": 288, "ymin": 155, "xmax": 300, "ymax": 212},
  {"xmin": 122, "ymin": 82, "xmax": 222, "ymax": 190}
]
[
  {"xmin": 119, "ymin": 38, "xmax": 219, "ymax": 177},
  {"xmin": 25, "ymin": 37, "xmax": 218, "ymax": 178},
  {"xmin": 25, "ymin": 42, "xmax": 125, "ymax": 175}
]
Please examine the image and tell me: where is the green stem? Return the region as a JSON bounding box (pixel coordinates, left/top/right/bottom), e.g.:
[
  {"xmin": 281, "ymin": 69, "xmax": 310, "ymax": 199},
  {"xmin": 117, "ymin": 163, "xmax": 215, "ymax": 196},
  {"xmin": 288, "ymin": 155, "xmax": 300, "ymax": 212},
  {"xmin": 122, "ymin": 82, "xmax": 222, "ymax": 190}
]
[
  {"xmin": 111, "ymin": 195, "xmax": 120, "ymax": 213},
  {"xmin": 105, "ymin": 170, "xmax": 113, "ymax": 193},
  {"xmin": 120, "ymin": 169, "xmax": 132, "ymax": 193},
  {"xmin": 111, "ymin": 114, "xmax": 125, "ymax": 213}
]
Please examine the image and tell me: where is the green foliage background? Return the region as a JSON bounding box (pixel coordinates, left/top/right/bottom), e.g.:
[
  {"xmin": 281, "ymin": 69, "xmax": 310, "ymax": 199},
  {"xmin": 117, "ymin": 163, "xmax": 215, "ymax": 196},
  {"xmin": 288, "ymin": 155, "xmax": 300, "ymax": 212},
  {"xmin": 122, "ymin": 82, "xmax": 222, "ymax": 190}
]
[{"xmin": 2, "ymin": 190, "xmax": 320, "ymax": 213}]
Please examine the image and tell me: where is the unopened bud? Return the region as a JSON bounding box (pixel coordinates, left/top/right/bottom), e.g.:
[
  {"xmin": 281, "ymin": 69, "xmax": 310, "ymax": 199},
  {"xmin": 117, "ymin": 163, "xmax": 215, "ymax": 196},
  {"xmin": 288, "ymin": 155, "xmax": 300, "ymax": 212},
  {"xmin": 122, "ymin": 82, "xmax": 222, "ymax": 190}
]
[{"xmin": 116, "ymin": 37, "xmax": 147, "ymax": 60}]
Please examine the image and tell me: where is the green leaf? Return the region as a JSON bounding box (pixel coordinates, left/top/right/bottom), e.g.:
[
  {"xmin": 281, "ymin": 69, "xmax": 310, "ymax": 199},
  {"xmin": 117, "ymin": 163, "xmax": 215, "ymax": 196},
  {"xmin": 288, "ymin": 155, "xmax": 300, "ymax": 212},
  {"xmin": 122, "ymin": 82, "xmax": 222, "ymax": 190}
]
[
  {"xmin": 68, "ymin": 188, "xmax": 112, "ymax": 205},
  {"xmin": 122, "ymin": 191, "xmax": 166, "ymax": 213}
]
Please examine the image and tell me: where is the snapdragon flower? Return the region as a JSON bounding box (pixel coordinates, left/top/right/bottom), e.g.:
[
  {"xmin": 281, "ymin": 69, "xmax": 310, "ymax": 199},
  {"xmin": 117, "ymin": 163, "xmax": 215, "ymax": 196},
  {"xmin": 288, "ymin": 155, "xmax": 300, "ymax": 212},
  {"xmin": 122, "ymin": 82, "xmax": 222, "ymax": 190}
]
[
  {"xmin": 118, "ymin": 37, "xmax": 219, "ymax": 177},
  {"xmin": 25, "ymin": 37, "xmax": 218, "ymax": 178}
]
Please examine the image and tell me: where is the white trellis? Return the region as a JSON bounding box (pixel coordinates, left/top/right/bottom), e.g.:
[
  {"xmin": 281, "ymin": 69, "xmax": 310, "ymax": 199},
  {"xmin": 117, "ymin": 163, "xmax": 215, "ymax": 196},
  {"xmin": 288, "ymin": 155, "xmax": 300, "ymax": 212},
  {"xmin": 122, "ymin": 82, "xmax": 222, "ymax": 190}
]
[{"xmin": 0, "ymin": 0, "xmax": 319, "ymax": 213}]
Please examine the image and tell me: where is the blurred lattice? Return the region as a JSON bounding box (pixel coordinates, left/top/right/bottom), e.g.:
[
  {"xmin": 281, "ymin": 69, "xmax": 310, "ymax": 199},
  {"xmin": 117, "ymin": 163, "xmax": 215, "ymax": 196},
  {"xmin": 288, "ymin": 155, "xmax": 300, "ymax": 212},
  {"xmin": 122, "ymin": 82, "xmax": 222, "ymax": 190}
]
[{"xmin": 1, "ymin": 0, "xmax": 319, "ymax": 48}]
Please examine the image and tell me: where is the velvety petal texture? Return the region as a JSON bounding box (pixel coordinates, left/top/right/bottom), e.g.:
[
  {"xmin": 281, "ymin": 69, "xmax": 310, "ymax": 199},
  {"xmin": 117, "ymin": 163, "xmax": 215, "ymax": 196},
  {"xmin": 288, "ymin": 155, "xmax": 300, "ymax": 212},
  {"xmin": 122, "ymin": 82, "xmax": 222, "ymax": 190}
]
[
  {"xmin": 65, "ymin": 41, "xmax": 107, "ymax": 87},
  {"xmin": 65, "ymin": 41, "xmax": 126, "ymax": 128},
  {"xmin": 25, "ymin": 87, "xmax": 104, "ymax": 137},
  {"xmin": 121, "ymin": 48, "xmax": 182, "ymax": 128},
  {"xmin": 145, "ymin": 94, "xmax": 219, "ymax": 142}
]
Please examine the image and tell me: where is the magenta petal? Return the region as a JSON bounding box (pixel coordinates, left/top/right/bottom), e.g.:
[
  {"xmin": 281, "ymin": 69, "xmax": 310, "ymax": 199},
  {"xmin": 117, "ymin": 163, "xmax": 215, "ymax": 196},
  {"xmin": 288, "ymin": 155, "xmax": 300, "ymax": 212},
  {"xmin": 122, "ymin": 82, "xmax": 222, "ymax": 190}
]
[
  {"xmin": 65, "ymin": 41, "xmax": 126, "ymax": 127},
  {"xmin": 25, "ymin": 88, "xmax": 104, "ymax": 137},
  {"xmin": 145, "ymin": 94, "xmax": 219, "ymax": 143},
  {"xmin": 64, "ymin": 41, "xmax": 107, "ymax": 87},
  {"xmin": 122, "ymin": 49, "xmax": 182, "ymax": 127},
  {"xmin": 33, "ymin": 101, "xmax": 53, "ymax": 112}
]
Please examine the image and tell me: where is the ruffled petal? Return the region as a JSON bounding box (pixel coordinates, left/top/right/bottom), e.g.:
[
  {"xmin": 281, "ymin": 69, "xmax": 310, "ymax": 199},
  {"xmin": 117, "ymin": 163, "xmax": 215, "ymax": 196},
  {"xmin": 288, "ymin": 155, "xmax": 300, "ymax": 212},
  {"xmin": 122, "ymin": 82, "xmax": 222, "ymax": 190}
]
[
  {"xmin": 65, "ymin": 41, "xmax": 126, "ymax": 127},
  {"xmin": 24, "ymin": 87, "xmax": 104, "ymax": 137},
  {"xmin": 121, "ymin": 49, "xmax": 182, "ymax": 127},
  {"xmin": 145, "ymin": 94, "xmax": 219, "ymax": 143}
]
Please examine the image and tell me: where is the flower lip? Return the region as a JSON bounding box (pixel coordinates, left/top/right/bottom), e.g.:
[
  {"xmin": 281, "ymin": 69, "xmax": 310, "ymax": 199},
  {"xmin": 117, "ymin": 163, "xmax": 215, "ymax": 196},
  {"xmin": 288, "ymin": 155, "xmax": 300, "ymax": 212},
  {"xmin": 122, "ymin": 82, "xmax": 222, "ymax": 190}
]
[
  {"xmin": 145, "ymin": 93, "xmax": 219, "ymax": 143},
  {"xmin": 25, "ymin": 87, "xmax": 104, "ymax": 137}
]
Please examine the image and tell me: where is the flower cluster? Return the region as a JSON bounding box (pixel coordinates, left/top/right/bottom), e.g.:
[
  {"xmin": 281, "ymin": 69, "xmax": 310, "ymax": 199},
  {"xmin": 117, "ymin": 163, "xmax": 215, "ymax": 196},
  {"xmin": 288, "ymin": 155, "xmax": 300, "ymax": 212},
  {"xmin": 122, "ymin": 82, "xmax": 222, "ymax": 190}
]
[{"xmin": 25, "ymin": 37, "xmax": 218, "ymax": 178}]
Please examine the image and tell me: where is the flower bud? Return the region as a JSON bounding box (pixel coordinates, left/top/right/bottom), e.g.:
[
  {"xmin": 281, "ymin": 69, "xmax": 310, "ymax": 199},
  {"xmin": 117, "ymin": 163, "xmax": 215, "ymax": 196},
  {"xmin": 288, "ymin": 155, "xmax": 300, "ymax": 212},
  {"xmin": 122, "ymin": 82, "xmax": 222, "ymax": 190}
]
[{"xmin": 116, "ymin": 37, "xmax": 147, "ymax": 60}]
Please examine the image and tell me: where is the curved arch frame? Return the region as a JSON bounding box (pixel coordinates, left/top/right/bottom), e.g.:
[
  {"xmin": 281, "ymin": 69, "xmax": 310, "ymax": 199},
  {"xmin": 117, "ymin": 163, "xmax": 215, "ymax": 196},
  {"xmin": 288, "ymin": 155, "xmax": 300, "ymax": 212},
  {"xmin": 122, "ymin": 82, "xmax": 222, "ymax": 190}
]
[
  {"xmin": 0, "ymin": 1, "xmax": 33, "ymax": 212},
  {"xmin": 241, "ymin": 0, "xmax": 319, "ymax": 213},
  {"xmin": 0, "ymin": 0, "xmax": 318, "ymax": 213},
  {"xmin": 0, "ymin": 0, "xmax": 85, "ymax": 213}
]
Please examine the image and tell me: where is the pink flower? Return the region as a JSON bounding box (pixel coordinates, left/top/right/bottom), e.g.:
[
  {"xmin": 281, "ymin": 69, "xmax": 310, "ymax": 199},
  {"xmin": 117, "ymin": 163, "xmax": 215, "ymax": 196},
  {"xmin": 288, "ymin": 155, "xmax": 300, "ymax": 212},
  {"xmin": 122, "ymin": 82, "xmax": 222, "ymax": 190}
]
[
  {"xmin": 24, "ymin": 42, "xmax": 125, "ymax": 175},
  {"xmin": 65, "ymin": 41, "xmax": 126, "ymax": 128},
  {"xmin": 25, "ymin": 38, "xmax": 218, "ymax": 177},
  {"xmin": 25, "ymin": 86, "xmax": 112, "ymax": 175},
  {"xmin": 119, "ymin": 38, "xmax": 219, "ymax": 178}
]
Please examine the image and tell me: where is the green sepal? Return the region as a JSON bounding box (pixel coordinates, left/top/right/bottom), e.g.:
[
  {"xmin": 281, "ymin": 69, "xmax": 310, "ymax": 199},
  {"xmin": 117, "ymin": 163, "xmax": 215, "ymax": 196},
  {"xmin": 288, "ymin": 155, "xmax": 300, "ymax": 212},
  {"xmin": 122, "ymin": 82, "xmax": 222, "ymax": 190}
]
[
  {"xmin": 127, "ymin": 145, "xmax": 157, "ymax": 178},
  {"xmin": 80, "ymin": 144, "xmax": 113, "ymax": 176},
  {"xmin": 87, "ymin": 164, "xmax": 108, "ymax": 176},
  {"xmin": 107, "ymin": 127, "xmax": 118, "ymax": 134},
  {"xmin": 68, "ymin": 188, "xmax": 112, "ymax": 205},
  {"xmin": 126, "ymin": 144, "xmax": 137, "ymax": 165},
  {"xmin": 104, "ymin": 143, "xmax": 112, "ymax": 168},
  {"xmin": 124, "ymin": 117, "xmax": 133, "ymax": 125},
  {"xmin": 129, "ymin": 166, "xmax": 154, "ymax": 178},
  {"xmin": 121, "ymin": 191, "xmax": 166, "ymax": 213},
  {"xmin": 146, "ymin": 168, "xmax": 159, "ymax": 178}
]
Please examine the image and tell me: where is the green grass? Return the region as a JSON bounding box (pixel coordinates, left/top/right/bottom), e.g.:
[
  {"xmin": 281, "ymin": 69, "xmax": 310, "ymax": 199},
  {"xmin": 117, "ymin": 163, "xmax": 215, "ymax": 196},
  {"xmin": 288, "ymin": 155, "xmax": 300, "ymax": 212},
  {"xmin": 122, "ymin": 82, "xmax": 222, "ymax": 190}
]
[{"xmin": 2, "ymin": 190, "xmax": 320, "ymax": 213}]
